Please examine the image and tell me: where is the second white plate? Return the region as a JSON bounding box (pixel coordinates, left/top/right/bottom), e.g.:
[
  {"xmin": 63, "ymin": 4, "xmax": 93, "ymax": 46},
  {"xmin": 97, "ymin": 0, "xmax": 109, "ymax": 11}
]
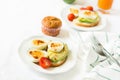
[{"xmin": 61, "ymin": 5, "xmax": 107, "ymax": 31}]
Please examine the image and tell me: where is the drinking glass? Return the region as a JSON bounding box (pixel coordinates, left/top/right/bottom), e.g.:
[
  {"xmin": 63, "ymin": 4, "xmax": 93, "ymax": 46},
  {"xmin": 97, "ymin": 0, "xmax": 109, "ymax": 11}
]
[
  {"xmin": 97, "ymin": 0, "xmax": 113, "ymax": 14},
  {"xmin": 63, "ymin": 0, "xmax": 75, "ymax": 4}
]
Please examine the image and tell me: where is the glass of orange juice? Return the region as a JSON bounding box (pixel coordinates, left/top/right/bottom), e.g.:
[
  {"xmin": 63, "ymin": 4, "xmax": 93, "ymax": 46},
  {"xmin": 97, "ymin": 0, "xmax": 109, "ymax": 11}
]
[{"xmin": 98, "ymin": 0, "xmax": 113, "ymax": 14}]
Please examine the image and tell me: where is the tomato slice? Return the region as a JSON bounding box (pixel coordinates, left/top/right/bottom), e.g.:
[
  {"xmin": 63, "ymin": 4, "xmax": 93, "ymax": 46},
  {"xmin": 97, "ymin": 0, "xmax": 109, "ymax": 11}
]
[
  {"xmin": 67, "ymin": 13, "xmax": 75, "ymax": 21},
  {"xmin": 39, "ymin": 57, "xmax": 51, "ymax": 69}
]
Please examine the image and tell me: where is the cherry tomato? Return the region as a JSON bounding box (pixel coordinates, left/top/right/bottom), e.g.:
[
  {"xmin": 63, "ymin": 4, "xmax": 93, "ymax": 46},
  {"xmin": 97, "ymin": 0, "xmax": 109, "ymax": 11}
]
[
  {"xmin": 67, "ymin": 13, "xmax": 75, "ymax": 21},
  {"xmin": 86, "ymin": 6, "xmax": 93, "ymax": 11},
  {"xmin": 80, "ymin": 7, "xmax": 87, "ymax": 10},
  {"xmin": 39, "ymin": 57, "xmax": 51, "ymax": 69}
]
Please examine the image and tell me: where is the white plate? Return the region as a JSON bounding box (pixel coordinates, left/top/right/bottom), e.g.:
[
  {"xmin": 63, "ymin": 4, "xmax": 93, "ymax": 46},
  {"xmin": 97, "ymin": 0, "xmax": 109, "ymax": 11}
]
[
  {"xmin": 61, "ymin": 5, "xmax": 107, "ymax": 31},
  {"xmin": 18, "ymin": 35, "xmax": 78, "ymax": 74}
]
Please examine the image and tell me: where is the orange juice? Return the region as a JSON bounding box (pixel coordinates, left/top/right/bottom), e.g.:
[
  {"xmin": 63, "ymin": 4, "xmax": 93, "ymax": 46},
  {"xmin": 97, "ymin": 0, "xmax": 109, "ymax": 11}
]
[{"xmin": 98, "ymin": 0, "xmax": 113, "ymax": 10}]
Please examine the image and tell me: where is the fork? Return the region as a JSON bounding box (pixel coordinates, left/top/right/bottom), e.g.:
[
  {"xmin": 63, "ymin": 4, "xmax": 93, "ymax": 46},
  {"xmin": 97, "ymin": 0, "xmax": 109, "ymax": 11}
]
[{"xmin": 90, "ymin": 33, "xmax": 120, "ymax": 67}]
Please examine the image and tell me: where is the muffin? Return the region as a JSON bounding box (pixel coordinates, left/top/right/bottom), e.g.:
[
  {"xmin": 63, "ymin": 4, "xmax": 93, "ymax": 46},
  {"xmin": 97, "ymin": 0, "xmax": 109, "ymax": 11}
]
[{"xmin": 41, "ymin": 16, "xmax": 62, "ymax": 36}]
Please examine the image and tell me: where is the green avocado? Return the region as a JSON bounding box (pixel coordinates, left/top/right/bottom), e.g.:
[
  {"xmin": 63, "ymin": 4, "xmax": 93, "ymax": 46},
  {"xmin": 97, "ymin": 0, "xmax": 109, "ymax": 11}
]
[
  {"xmin": 79, "ymin": 18, "xmax": 97, "ymax": 23},
  {"xmin": 47, "ymin": 44, "xmax": 69, "ymax": 62},
  {"xmin": 78, "ymin": 12, "xmax": 100, "ymax": 23}
]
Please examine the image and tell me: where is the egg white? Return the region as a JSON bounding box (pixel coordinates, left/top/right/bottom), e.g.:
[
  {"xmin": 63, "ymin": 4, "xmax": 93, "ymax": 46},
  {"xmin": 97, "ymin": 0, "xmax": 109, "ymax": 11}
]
[
  {"xmin": 48, "ymin": 41, "xmax": 64, "ymax": 53},
  {"xmin": 79, "ymin": 10, "xmax": 97, "ymax": 19},
  {"xmin": 31, "ymin": 39, "xmax": 48, "ymax": 50},
  {"xmin": 28, "ymin": 49, "xmax": 48, "ymax": 62}
]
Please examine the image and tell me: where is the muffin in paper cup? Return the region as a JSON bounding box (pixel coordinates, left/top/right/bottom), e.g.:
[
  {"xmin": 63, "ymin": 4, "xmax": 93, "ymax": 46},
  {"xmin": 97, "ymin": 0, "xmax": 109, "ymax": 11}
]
[{"xmin": 41, "ymin": 16, "xmax": 62, "ymax": 37}]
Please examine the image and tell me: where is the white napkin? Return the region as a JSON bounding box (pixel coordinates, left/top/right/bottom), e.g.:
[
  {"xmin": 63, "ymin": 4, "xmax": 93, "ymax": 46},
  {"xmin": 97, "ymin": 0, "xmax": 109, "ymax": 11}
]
[
  {"xmin": 82, "ymin": 58, "xmax": 120, "ymax": 80},
  {"xmin": 79, "ymin": 32, "xmax": 120, "ymax": 80}
]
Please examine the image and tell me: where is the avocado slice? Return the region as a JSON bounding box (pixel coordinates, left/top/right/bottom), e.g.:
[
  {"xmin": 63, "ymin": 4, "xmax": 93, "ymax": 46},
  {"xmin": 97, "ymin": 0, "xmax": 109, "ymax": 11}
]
[
  {"xmin": 47, "ymin": 44, "xmax": 69, "ymax": 62},
  {"xmin": 78, "ymin": 12, "xmax": 100, "ymax": 23},
  {"xmin": 79, "ymin": 18, "xmax": 97, "ymax": 23}
]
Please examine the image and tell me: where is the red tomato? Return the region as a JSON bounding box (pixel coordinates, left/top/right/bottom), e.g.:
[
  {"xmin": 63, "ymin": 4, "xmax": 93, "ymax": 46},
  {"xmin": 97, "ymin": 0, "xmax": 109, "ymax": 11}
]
[
  {"xmin": 67, "ymin": 13, "xmax": 75, "ymax": 21},
  {"xmin": 80, "ymin": 7, "xmax": 87, "ymax": 10},
  {"xmin": 86, "ymin": 6, "xmax": 93, "ymax": 11},
  {"xmin": 39, "ymin": 57, "xmax": 51, "ymax": 69}
]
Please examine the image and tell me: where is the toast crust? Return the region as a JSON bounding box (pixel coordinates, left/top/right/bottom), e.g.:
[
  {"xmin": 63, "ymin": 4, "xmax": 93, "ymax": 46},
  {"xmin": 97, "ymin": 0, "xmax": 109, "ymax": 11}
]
[
  {"xmin": 73, "ymin": 17, "xmax": 100, "ymax": 27},
  {"xmin": 51, "ymin": 57, "xmax": 67, "ymax": 67}
]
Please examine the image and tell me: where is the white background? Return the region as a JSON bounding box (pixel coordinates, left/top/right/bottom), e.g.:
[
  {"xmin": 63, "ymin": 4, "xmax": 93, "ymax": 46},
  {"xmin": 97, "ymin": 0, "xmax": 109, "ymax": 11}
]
[
  {"xmin": 0, "ymin": 0, "xmax": 120, "ymax": 79},
  {"xmin": 1, "ymin": 0, "xmax": 120, "ymax": 67}
]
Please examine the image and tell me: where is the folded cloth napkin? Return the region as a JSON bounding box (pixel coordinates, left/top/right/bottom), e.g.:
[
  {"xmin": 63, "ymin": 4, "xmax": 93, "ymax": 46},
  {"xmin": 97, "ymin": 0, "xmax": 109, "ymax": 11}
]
[
  {"xmin": 80, "ymin": 33, "xmax": 120, "ymax": 80},
  {"xmin": 82, "ymin": 54, "xmax": 120, "ymax": 80}
]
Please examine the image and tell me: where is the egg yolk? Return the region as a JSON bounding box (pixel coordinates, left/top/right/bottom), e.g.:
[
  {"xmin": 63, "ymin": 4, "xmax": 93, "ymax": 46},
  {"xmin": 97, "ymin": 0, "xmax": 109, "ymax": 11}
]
[{"xmin": 29, "ymin": 50, "xmax": 44, "ymax": 59}]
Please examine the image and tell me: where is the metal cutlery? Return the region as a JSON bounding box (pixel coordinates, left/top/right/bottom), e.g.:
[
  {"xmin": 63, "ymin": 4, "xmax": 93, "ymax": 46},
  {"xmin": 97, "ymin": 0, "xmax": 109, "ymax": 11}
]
[{"xmin": 90, "ymin": 33, "xmax": 120, "ymax": 67}]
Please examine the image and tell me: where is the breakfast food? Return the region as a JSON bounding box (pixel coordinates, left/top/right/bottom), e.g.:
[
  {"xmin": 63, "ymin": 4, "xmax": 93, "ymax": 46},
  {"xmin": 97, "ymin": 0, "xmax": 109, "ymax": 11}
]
[
  {"xmin": 32, "ymin": 39, "xmax": 48, "ymax": 50},
  {"xmin": 73, "ymin": 10, "xmax": 100, "ymax": 27},
  {"xmin": 28, "ymin": 39, "xmax": 69, "ymax": 68},
  {"xmin": 67, "ymin": 6, "xmax": 100, "ymax": 27},
  {"xmin": 41, "ymin": 16, "xmax": 62, "ymax": 37},
  {"xmin": 67, "ymin": 13, "xmax": 76, "ymax": 21},
  {"xmin": 70, "ymin": 7, "xmax": 79, "ymax": 14},
  {"xmin": 47, "ymin": 41, "xmax": 68, "ymax": 67},
  {"xmin": 28, "ymin": 49, "xmax": 47, "ymax": 62}
]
